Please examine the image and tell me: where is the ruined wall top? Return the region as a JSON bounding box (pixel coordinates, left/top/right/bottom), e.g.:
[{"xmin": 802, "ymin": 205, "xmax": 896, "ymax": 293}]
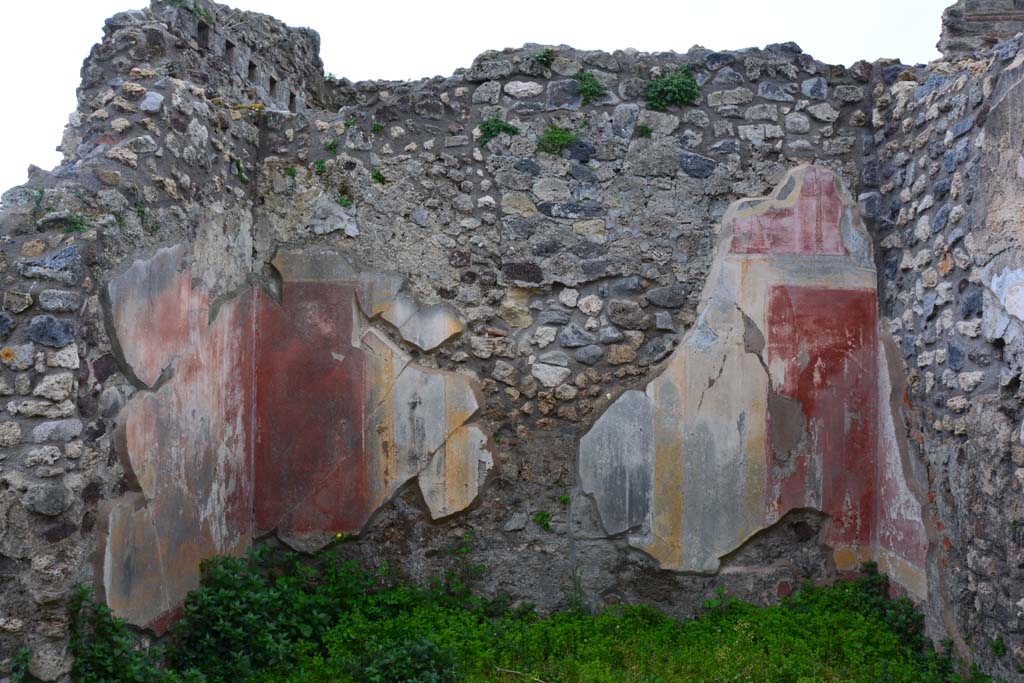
[{"xmin": 939, "ymin": 0, "xmax": 1024, "ymax": 57}]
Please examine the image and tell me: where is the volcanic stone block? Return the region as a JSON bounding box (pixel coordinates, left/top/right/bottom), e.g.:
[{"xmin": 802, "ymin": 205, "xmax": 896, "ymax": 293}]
[
  {"xmin": 18, "ymin": 246, "xmax": 82, "ymax": 285},
  {"xmin": 27, "ymin": 316, "xmax": 75, "ymax": 348}
]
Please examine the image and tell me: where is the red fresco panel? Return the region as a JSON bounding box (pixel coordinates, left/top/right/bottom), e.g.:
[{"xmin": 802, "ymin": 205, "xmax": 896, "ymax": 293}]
[
  {"xmin": 254, "ymin": 283, "xmax": 371, "ymax": 537},
  {"xmin": 112, "ymin": 290, "xmax": 256, "ymax": 632},
  {"xmin": 878, "ymin": 402, "xmax": 929, "ymax": 568},
  {"xmin": 766, "ymin": 286, "xmax": 878, "ymax": 550},
  {"xmin": 730, "ymin": 166, "xmax": 846, "ymax": 256}
]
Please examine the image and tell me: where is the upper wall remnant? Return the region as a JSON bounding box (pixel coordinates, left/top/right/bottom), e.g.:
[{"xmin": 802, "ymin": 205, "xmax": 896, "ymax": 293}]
[{"xmin": 939, "ymin": 0, "xmax": 1024, "ymax": 57}]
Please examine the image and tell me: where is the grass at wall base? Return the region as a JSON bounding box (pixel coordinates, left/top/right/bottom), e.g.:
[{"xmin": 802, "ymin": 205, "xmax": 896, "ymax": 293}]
[{"xmin": 65, "ymin": 543, "xmax": 996, "ymax": 683}]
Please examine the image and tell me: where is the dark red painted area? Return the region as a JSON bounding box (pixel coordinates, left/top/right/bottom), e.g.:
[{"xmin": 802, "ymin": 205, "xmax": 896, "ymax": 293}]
[
  {"xmin": 222, "ymin": 293, "xmax": 257, "ymax": 537},
  {"xmin": 730, "ymin": 167, "xmax": 845, "ymax": 256},
  {"xmin": 254, "ymin": 283, "xmax": 372, "ymax": 538},
  {"xmin": 112, "ymin": 289, "xmax": 257, "ymax": 630},
  {"xmin": 147, "ymin": 606, "xmax": 183, "ymax": 637},
  {"xmin": 766, "ymin": 286, "xmax": 878, "ymax": 550}
]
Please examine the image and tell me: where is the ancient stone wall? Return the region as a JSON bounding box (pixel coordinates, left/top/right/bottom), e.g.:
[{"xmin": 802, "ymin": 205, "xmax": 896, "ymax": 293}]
[
  {"xmin": 0, "ymin": 0, "xmax": 1022, "ymax": 680},
  {"xmin": 865, "ymin": 40, "xmax": 1024, "ymax": 678},
  {"xmin": 940, "ymin": 0, "xmax": 1024, "ymax": 57}
]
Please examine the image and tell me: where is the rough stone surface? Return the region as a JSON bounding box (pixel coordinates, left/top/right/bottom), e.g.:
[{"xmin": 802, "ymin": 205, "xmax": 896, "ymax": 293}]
[
  {"xmin": 0, "ymin": 3, "xmax": 1021, "ymax": 678},
  {"xmin": 26, "ymin": 316, "xmax": 75, "ymax": 348},
  {"xmin": 939, "ymin": 0, "xmax": 1024, "ymax": 57}
]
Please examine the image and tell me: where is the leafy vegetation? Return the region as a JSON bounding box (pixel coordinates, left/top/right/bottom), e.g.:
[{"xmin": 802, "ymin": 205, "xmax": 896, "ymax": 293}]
[
  {"xmin": 991, "ymin": 634, "xmax": 1007, "ymax": 658},
  {"xmin": 642, "ymin": 65, "xmax": 700, "ymax": 111},
  {"xmin": 284, "ymin": 166, "xmax": 297, "ymax": 178},
  {"xmin": 536, "ymin": 125, "xmax": 578, "ymax": 155},
  {"xmin": 65, "ymin": 552, "xmax": 990, "ymax": 683},
  {"xmin": 322, "ymin": 139, "xmax": 337, "ymax": 154},
  {"xmin": 372, "ymin": 122, "xmax": 385, "ymax": 133},
  {"xmin": 63, "ymin": 212, "xmax": 90, "ymax": 233},
  {"xmin": 336, "ymin": 193, "xmax": 353, "ymax": 208},
  {"xmin": 68, "ymin": 586, "xmax": 202, "ymax": 683},
  {"xmin": 234, "ymin": 158, "xmax": 248, "ymax": 183},
  {"xmin": 573, "ymin": 71, "xmax": 608, "ymax": 104},
  {"xmin": 533, "ymin": 48, "xmax": 555, "ymax": 67},
  {"xmin": 11, "ymin": 647, "xmax": 30, "ymax": 683},
  {"xmin": 478, "ymin": 118, "xmax": 520, "ymax": 146},
  {"xmin": 314, "ymin": 160, "xmax": 327, "ymax": 176},
  {"xmin": 161, "ymin": 0, "xmax": 214, "ymax": 24},
  {"xmin": 532, "ymin": 510, "xmax": 552, "ymax": 532},
  {"xmin": 635, "ymin": 123, "xmax": 653, "ymax": 138},
  {"xmin": 371, "ymin": 169, "xmax": 387, "ymax": 184}
]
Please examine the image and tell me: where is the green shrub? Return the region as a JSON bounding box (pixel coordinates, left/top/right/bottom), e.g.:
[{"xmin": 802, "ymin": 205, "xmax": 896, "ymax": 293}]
[
  {"xmin": 643, "ymin": 66, "xmax": 700, "ymax": 111},
  {"xmin": 68, "ymin": 586, "xmax": 197, "ymax": 683},
  {"xmin": 371, "ymin": 169, "xmax": 387, "ymax": 184},
  {"xmin": 990, "ymin": 634, "xmax": 1007, "ymax": 657},
  {"xmin": 274, "ymin": 572, "xmax": 972, "ymax": 683},
  {"xmin": 362, "ymin": 636, "xmax": 459, "ymax": 683},
  {"xmin": 372, "ymin": 122, "xmax": 385, "ymax": 133},
  {"xmin": 284, "ymin": 166, "xmax": 297, "ymax": 177},
  {"xmin": 337, "ymin": 193, "xmax": 353, "ymax": 207},
  {"xmin": 68, "ymin": 549, "xmax": 984, "ymax": 683},
  {"xmin": 166, "ymin": 551, "xmax": 378, "ymax": 683},
  {"xmin": 786, "ymin": 562, "xmax": 926, "ymax": 651},
  {"xmin": 533, "ymin": 48, "xmax": 555, "ymax": 67},
  {"xmin": 478, "ymin": 118, "xmax": 520, "ymax": 146},
  {"xmin": 315, "ymin": 159, "xmax": 327, "ymax": 176},
  {"xmin": 343, "ymin": 117, "xmax": 357, "ymax": 128},
  {"xmin": 322, "ymin": 139, "xmax": 337, "ymax": 154},
  {"xmin": 536, "ymin": 125, "xmax": 578, "ymax": 155},
  {"xmin": 635, "ymin": 123, "xmax": 652, "ymax": 138},
  {"xmin": 573, "ymin": 71, "xmax": 608, "ymax": 104}
]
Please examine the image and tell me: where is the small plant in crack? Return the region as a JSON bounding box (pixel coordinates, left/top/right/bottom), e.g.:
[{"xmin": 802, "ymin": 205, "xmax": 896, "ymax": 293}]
[
  {"xmin": 533, "ymin": 510, "xmax": 552, "ymax": 532},
  {"xmin": 64, "ymin": 212, "xmax": 90, "ymax": 233},
  {"xmin": 536, "ymin": 124, "xmax": 578, "ymax": 155},
  {"xmin": 573, "ymin": 70, "xmax": 608, "ymax": 104},
  {"xmin": 478, "ymin": 118, "xmax": 520, "ymax": 146},
  {"xmin": 533, "ymin": 48, "xmax": 555, "ymax": 67}
]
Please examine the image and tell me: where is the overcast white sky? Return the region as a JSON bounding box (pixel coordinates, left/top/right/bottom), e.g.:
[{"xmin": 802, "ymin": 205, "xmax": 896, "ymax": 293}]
[{"xmin": 0, "ymin": 0, "xmax": 950, "ymax": 194}]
